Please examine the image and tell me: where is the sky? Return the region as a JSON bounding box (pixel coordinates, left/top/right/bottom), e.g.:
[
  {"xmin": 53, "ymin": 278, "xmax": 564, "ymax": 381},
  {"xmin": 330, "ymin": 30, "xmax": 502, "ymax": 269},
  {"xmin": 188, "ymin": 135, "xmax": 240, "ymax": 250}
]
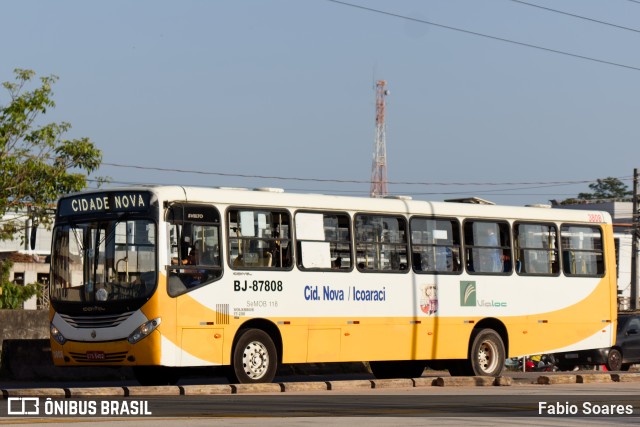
[{"xmin": 1, "ymin": 0, "xmax": 639, "ymax": 207}]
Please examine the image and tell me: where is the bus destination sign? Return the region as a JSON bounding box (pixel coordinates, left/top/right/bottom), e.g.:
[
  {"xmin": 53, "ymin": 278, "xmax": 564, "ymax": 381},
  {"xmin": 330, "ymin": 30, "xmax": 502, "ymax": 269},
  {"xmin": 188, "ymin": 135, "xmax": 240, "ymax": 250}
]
[{"xmin": 58, "ymin": 192, "xmax": 152, "ymax": 217}]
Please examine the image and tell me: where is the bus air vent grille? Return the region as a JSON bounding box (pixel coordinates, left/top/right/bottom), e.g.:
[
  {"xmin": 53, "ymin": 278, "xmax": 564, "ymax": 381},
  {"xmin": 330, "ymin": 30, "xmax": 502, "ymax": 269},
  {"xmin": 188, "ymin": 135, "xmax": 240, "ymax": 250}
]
[
  {"xmin": 59, "ymin": 311, "xmax": 135, "ymax": 329},
  {"xmin": 216, "ymin": 304, "xmax": 230, "ymax": 325}
]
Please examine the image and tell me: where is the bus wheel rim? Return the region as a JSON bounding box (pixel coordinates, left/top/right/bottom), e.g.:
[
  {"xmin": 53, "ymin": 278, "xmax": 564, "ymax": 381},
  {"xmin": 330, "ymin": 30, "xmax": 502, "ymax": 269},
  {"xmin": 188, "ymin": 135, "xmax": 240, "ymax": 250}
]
[
  {"xmin": 478, "ymin": 341, "xmax": 498, "ymax": 373},
  {"xmin": 242, "ymin": 341, "xmax": 269, "ymax": 379}
]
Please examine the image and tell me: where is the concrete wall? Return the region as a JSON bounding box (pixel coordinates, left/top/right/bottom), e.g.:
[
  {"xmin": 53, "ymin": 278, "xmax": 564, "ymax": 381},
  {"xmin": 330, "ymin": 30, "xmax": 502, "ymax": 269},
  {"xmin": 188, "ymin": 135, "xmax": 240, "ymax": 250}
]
[
  {"xmin": 0, "ymin": 309, "xmax": 49, "ymax": 346},
  {"xmin": 0, "ymin": 310, "xmax": 50, "ymax": 380}
]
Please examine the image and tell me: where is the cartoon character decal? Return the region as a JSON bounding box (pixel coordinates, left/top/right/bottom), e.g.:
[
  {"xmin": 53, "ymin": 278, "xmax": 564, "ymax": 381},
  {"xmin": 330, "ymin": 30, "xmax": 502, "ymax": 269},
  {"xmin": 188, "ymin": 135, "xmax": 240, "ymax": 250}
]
[{"xmin": 420, "ymin": 283, "xmax": 438, "ymax": 315}]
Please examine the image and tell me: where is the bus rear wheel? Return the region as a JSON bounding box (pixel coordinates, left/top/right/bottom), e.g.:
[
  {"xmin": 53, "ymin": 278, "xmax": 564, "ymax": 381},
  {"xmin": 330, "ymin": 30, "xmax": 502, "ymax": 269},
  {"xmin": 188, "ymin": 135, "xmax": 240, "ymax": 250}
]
[
  {"xmin": 228, "ymin": 329, "xmax": 278, "ymax": 384},
  {"xmin": 469, "ymin": 328, "xmax": 505, "ymax": 376},
  {"xmin": 369, "ymin": 360, "xmax": 425, "ymax": 379}
]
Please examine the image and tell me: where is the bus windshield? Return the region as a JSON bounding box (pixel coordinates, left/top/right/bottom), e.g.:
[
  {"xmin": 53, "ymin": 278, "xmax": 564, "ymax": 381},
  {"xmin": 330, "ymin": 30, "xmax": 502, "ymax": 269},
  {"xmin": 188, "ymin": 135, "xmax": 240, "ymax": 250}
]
[{"xmin": 51, "ymin": 218, "xmax": 156, "ymax": 304}]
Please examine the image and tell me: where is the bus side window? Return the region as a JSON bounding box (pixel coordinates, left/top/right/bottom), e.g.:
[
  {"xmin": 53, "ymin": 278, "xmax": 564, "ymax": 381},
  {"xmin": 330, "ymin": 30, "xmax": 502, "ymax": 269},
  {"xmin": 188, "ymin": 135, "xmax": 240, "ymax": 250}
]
[
  {"xmin": 355, "ymin": 214, "xmax": 408, "ymax": 272},
  {"xmin": 514, "ymin": 222, "xmax": 559, "ymax": 276},
  {"xmin": 410, "ymin": 217, "xmax": 461, "ymax": 274},
  {"xmin": 464, "ymin": 220, "xmax": 511, "ymax": 275},
  {"xmin": 228, "ymin": 208, "xmax": 292, "ymax": 270},
  {"xmin": 296, "ymin": 212, "xmax": 352, "ymax": 271}
]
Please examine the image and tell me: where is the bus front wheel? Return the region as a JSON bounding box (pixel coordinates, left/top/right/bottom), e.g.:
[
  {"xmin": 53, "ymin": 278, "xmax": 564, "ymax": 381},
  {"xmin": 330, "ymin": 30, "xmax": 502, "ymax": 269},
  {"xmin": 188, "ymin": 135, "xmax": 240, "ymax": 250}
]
[
  {"xmin": 469, "ymin": 328, "xmax": 505, "ymax": 376},
  {"xmin": 228, "ymin": 329, "xmax": 278, "ymax": 384}
]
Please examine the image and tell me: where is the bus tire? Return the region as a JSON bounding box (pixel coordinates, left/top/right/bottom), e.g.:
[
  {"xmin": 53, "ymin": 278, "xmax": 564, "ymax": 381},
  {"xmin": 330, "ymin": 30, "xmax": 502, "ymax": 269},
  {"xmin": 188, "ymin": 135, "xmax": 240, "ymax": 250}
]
[
  {"xmin": 469, "ymin": 328, "xmax": 505, "ymax": 376},
  {"xmin": 369, "ymin": 360, "xmax": 425, "ymax": 379},
  {"xmin": 228, "ymin": 329, "xmax": 278, "ymax": 384},
  {"xmin": 133, "ymin": 366, "xmax": 180, "ymax": 386}
]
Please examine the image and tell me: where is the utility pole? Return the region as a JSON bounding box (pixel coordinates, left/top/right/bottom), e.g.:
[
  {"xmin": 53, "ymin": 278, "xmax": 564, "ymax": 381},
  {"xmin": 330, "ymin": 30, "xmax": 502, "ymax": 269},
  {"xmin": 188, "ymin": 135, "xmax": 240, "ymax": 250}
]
[
  {"xmin": 631, "ymin": 168, "xmax": 639, "ymax": 310},
  {"xmin": 370, "ymin": 80, "xmax": 389, "ymax": 198}
]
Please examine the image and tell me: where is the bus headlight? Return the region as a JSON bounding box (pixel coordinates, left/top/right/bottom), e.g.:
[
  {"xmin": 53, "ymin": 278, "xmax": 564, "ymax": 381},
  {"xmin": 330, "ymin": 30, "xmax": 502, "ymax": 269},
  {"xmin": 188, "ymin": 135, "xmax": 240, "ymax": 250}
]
[
  {"xmin": 50, "ymin": 324, "xmax": 66, "ymax": 345},
  {"xmin": 128, "ymin": 318, "xmax": 161, "ymax": 344}
]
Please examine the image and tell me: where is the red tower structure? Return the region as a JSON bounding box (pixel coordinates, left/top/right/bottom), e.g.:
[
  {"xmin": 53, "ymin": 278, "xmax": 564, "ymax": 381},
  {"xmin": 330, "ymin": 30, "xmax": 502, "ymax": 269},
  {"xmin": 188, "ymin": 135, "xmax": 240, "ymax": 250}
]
[{"xmin": 370, "ymin": 80, "xmax": 389, "ymax": 198}]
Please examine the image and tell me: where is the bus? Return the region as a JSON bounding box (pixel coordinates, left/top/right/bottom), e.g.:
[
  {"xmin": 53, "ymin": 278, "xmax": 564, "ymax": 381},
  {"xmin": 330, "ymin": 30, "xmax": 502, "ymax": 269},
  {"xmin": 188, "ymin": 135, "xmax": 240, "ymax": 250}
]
[{"xmin": 48, "ymin": 186, "xmax": 617, "ymax": 384}]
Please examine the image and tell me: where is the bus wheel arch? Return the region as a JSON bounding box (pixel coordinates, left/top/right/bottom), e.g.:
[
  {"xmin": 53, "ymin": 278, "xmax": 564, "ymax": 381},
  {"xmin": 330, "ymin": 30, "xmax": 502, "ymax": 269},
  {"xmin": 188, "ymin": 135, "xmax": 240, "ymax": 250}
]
[
  {"xmin": 228, "ymin": 319, "xmax": 282, "ymax": 384},
  {"xmin": 468, "ymin": 319, "xmax": 508, "ymax": 377}
]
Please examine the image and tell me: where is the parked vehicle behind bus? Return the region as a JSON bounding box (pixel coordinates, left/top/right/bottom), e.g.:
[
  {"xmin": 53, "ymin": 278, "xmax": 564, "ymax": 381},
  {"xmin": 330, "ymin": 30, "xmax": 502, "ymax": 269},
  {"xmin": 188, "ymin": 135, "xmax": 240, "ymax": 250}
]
[{"xmin": 553, "ymin": 311, "xmax": 640, "ymax": 371}]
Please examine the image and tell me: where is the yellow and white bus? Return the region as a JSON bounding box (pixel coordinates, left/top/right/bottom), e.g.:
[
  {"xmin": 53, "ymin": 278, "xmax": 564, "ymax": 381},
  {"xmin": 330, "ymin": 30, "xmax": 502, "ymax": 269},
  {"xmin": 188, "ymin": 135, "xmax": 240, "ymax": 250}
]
[{"xmin": 49, "ymin": 186, "xmax": 617, "ymax": 384}]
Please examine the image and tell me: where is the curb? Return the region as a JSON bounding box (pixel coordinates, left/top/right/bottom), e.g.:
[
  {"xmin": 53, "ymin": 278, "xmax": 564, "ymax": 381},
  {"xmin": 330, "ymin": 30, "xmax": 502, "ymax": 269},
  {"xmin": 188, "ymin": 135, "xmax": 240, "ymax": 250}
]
[
  {"xmin": 231, "ymin": 383, "xmax": 284, "ymax": 394},
  {"xmin": 65, "ymin": 387, "xmax": 126, "ymax": 397},
  {"xmin": 494, "ymin": 376, "xmax": 512, "ymax": 386},
  {"xmin": 412, "ymin": 377, "xmax": 437, "ymax": 387},
  {"xmin": 326, "ymin": 380, "xmax": 372, "ymax": 390},
  {"xmin": 371, "ymin": 378, "xmax": 414, "ymax": 389},
  {"xmin": 3, "ymin": 373, "xmax": 636, "ymax": 397},
  {"xmin": 281, "ymin": 382, "xmax": 329, "ymax": 392},
  {"xmin": 124, "ymin": 386, "xmax": 182, "ymax": 396},
  {"xmin": 538, "ymin": 375, "xmax": 576, "ymax": 385},
  {"xmin": 2, "ymin": 388, "xmax": 66, "ymax": 398},
  {"xmin": 577, "ymin": 374, "xmax": 612, "ymax": 384},
  {"xmin": 180, "ymin": 385, "xmax": 234, "ymax": 395},
  {"xmin": 433, "ymin": 376, "xmax": 495, "ymax": 387},
  {"xmin": 611, "ymin": 373, "xmax": 640, "ymax": 383}
]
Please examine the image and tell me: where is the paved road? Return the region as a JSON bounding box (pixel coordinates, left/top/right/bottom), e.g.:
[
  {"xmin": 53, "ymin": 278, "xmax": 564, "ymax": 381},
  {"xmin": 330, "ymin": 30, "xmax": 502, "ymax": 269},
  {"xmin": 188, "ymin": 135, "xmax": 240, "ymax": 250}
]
[
  {"xmin": 3, "ymin": 371, "xmax": 640, "ymax": 425},
  {"xmin": 3, "ymin": 384, "xmax": 640, "ymax": 426}
]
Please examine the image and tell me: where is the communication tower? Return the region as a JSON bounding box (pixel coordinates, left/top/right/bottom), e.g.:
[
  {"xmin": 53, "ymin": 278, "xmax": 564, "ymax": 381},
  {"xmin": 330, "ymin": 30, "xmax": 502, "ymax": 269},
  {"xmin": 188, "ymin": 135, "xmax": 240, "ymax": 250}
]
[{"xmin": 370, "ymin": 80, "xmax": 389, "ymax": 198}]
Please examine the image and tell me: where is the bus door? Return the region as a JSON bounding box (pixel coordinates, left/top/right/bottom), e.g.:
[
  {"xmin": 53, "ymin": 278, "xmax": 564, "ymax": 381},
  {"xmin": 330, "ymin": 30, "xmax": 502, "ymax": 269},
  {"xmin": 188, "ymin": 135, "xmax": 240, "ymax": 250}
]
[{"xmin": 166, "ymin": 203, "xmax": 224, "ymax": 365}]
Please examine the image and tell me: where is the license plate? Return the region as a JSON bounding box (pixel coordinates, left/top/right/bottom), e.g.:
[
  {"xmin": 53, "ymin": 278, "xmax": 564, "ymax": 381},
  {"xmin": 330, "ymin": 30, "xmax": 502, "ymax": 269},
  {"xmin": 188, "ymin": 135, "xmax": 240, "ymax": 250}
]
[{"xmin": 86, "ymin": 351, "xmax": 105, "ymax": 360}]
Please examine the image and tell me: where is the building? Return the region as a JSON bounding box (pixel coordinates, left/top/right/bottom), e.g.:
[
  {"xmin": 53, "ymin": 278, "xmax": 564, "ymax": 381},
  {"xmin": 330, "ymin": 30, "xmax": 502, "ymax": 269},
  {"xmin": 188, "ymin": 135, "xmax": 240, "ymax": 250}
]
[{"xmin": 0, "ymin": 210, "xmax": 53, "ymax": 309}]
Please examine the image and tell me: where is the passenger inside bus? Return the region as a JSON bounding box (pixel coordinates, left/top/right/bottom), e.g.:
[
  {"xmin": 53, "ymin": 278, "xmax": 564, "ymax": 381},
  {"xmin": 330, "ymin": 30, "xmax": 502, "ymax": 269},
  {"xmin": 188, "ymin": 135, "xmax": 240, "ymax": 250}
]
[
  {"xmin": 199, "ymin": 244, "xmax": 219, "ymax": 266},
  {"xmin": 332, "ymin": 256, "xmax": 342, "ymax": 269},
  {"xmin": 177, "ymin": 245, "xmax": 206, "ymax": 286},
  {"xmin": 184, "ymin": 245, "xmax": 199, "ymax": 265}
]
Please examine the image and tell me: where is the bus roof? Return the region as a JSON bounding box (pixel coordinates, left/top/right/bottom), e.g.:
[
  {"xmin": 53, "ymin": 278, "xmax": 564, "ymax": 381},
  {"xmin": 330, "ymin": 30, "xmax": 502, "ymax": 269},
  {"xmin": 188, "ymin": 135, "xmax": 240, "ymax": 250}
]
[{"xmin": 63, "ymin": 185, "xmax": 613, "ymax": 224}]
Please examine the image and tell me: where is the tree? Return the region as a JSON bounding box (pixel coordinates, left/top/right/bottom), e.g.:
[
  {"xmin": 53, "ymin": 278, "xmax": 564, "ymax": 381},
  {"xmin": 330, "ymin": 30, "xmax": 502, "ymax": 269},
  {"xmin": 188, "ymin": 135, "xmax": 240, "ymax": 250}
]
[
  {"xmin": 0, "ymin": 259, "xmax": 41, "ymax": 309},
  {"xmin": 557, "ymin": 177, "xmax": 631, "ymax": 205},
  {"xmin": 577, "ymin": 177, "xmax": 631, "ymax": 201},
  {"xmin": 0, "ymin": 68, "xmax": 102, "ymax": 239},
  {"xmin": 0, "ymin": 68, "xmax": 102, "ymax": 308}
]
